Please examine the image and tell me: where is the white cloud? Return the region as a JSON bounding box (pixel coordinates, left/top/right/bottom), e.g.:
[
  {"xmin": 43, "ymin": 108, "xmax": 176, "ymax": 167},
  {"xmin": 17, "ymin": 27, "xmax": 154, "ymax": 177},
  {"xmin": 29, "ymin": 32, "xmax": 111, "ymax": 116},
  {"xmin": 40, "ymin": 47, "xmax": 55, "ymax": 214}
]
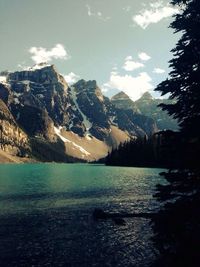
[
  {"xmin": 153, "ymin": 67, "xmax": 166, "ymax": 74},
  {"xmin": 101, "ymin": 83, "xmax": 110, "ymax": 93},
  {"xmin": 64, "ymin": 72, "xmax": 80, "ymax": 84},
  {"xmin": 86, "ymin": 4, "xmax": 110, "ymax": 21},
  {"xmin": 111, "ymin": 70, "xmax": 118, "ymax": 76},
  {"xmin": 133, "ymin": 1, "xmax": 179, "ymax": 29},
  {"xmin": 112, "ymin": 66, "xmax": 118, "ymax": 71},
  {"xmin": 17, "ymin": 62, "xmax": 28, "ymax": 69},
  {"xmin": 138, "ymin": 52, "xmax": 151, "ymax": 61},
  {"xmin": 123, "ymin": 56, "xmax": 144, "ymax": 71},
  {"xmin": 110, "ymin": 66, "xmax": 118, "ymax": 76},
  {"xmin": 29, "ymin": 44, "xmax": 70, "ymax": 64},
  {"xmin": 86, "ymin": 4, "xmax": 92, "ymax": 16},
  {"xmin": 102, "ymin": 72, "xmax": 153, "ymax": 101},
  {"xmin": 123, "ymin": 6, "xmax": 131, "ymax": 12},
  {"xmin": 125, "ymin": 56, "xmax": 132, "ymax": 61}
]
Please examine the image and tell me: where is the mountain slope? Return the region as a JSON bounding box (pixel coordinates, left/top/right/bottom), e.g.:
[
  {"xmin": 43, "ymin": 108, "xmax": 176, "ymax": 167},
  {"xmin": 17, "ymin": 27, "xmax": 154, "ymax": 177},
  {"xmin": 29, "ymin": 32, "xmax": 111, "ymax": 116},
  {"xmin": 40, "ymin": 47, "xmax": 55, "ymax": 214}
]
[
  {"xmin": 111, "ymin": 91, "xmax": 178, "ymax": 131},
  {"xmin": 111, "ymin": 91, "xmax": 139, "ymax": 113},
  {"xmin": 135, "ymin": 92, "xmax": 178, "ymax": 131},
  {"xmin": 0, "ymin": 98, "xmax": 30, "ymax": 157},
  {"xmin": 0, "ymin": 64, "xmax": 158, "ymax": 162}
]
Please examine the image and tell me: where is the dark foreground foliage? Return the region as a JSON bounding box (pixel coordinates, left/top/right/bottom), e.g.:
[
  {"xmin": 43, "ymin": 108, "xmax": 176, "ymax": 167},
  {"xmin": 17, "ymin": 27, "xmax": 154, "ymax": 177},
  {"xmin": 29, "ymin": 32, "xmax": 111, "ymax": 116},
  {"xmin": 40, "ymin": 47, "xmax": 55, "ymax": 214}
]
[
  {"xmin": 152, "ymin": 0, "xmax": 200, "ymax": 266},
  {"xmin": 105, "ymin": 137, "xmax": 157, "ymax": 167},
  {"xmin": 152, "ymin": 170, "xmax": 200, "ymax": 267}
]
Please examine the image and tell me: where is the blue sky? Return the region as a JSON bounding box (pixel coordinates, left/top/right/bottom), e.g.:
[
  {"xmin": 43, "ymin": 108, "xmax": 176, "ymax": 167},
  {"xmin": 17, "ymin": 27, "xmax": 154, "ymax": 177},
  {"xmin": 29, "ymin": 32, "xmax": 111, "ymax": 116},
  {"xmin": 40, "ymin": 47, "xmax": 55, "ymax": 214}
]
[{"xmin": 0, "ymin": 0, "xmax": 180, "ymax": 100}]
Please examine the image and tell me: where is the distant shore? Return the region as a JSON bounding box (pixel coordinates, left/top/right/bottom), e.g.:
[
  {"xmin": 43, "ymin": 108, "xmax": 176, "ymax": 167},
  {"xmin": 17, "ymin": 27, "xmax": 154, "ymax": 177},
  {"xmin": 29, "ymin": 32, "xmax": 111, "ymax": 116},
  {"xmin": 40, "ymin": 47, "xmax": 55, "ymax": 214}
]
[{"xmin": 0, "ymin": 149, "xmax": 36, "ymax": 163}]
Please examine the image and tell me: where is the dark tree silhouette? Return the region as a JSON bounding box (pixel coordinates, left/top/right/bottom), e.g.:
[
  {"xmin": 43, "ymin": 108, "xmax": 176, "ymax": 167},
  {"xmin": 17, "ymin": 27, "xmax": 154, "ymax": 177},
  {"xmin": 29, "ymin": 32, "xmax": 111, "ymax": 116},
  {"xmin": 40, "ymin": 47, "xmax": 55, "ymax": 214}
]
[
  {"xmin": 155, "ymin": 0, "xmax": 200, "ymax": 138},
  {"xmin": 105, "ymin": 137, "xmax": 157, "ymax": 167},
  {"xmin": 152, "ymin": 1, "xmax": 200, "ymax": 266}
]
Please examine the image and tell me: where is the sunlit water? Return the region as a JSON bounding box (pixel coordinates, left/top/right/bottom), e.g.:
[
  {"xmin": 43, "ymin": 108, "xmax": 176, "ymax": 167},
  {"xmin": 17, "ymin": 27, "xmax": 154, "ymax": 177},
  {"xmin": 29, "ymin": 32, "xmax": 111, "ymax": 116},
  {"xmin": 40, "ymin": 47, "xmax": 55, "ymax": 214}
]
[{"xmin": 0, "ymin": 164, "xmax": 165, "ymax": 267}]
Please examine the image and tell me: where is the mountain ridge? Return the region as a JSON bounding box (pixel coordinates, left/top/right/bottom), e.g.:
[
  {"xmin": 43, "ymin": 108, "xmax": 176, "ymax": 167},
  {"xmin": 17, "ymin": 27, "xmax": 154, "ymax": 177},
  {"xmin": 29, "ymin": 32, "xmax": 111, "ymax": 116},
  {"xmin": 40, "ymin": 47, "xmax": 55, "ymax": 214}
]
[
  {"xmin": 111, "ymin": 90, "xmax": 178, "ymax": 131},
  {"xmin": 0, "ymin": 64, "xmax": 171, "ymax": 162}
]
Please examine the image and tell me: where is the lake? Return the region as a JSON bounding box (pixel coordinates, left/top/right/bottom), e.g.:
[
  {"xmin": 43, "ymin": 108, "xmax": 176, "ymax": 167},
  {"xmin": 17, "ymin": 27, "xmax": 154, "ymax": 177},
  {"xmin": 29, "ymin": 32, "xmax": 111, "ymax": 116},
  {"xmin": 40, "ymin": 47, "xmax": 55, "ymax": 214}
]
[{"xmin": 0, "ymin": 164, "xmax": 165, "ymax": 267}]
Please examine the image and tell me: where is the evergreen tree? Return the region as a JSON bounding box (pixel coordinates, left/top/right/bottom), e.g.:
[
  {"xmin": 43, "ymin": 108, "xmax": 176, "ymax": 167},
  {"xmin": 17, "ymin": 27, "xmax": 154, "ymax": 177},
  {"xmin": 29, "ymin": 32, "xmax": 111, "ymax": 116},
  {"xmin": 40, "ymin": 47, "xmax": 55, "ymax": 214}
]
[
  {"xmin": 152, "ymin": 2, "xmax": 200, "ymax": 265},
  {"xmin": 155, "ymin": 0, "xmax": 200, "ymax": 137},
  {"xmin": 105, "ymin": 137, "xmax": 157, "ymax": 167}
]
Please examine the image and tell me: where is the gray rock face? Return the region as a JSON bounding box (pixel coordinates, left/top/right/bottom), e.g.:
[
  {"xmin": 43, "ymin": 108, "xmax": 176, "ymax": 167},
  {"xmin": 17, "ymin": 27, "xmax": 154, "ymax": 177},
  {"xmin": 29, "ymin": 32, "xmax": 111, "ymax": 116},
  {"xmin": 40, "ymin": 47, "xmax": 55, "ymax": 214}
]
[
  {"xmin": 111, "ymin": 91, "xmax": 140, "ymax": 113},
  {"xmin": 73, "ymin": 80, "xmax": 111, "ymax": 140},
  {"xmin": 0, "ymin": 83, "xmax": 12, "ymax": 105},
  {"xmin": 8, "ymin": 65, "xmax": 69, "ymax": 127},
  {"xmin": 73, "ymin": 80, "xmax": 157, "ymax": 140},
  {"xmin": 0, "ymin": 64, "xmax": 160, "ymax": 162},
  {"xmin": 110, "ymin": 92, "xmax": 158, "ymax": 136},
  {"xmin": 112, "ymin": 91, "xmax": 178, "ymax": 131},
  {"xmin": 6, "ymin": 66, "xmax": 158, "ymax": 141},
  {"xmin": 135, "ymin": 92, "xmax": 178, "ymax": 131},
  {"xmin": 0, "ymin": 99, "xmax": 29, "ymax": 156}
]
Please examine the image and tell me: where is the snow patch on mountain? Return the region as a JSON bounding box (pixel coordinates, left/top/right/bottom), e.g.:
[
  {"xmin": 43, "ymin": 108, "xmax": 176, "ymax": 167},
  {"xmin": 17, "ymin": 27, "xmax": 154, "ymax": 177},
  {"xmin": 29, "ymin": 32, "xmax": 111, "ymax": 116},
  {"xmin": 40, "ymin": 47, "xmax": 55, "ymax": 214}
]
[
  {"xmin": 0, "ymin": 76, "xmax": 7, "ymax": 83},
  {"xmin": 54, "ymin": 126, "xmax": 91, "ymax": 156},
  {"xmin": 70, "ymin": 86, "xmax": 92, "ymax": 133},
  {"xmin": 20, "ymin": 80, "xmax": 31, "ymax": 91},
  {"xmin": 13, "ymin": 98, "xmax": 20, "ymax": 104},
  {"xmin": 86, "ymin": 134, "xmax": 92, "ymax": 140}
]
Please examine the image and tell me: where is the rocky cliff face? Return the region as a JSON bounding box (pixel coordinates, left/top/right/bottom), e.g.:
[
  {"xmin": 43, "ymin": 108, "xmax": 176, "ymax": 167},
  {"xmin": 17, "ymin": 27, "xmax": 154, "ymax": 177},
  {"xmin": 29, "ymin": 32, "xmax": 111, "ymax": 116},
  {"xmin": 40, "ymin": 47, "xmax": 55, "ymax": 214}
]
[
  {"xmin": 135, "ymin": 92, "xmax": 178, "ymax": 131},
  {"xmin": 0, "ymin": 99, "xmax": 29, "ymax": 157},
  {"xmin": 7, "ymin": 65, "xmax": 68, "ymax": 140},
  {"xmin": 111, "ymin": 91, "xmax": 139, "ymax": 113},
  {"xmin": 0, "ymin": 64, "xmax": 159, "ymax": 162},
  {"xmin": 112, "ymin": 91, "xmax": 178, "ymax": 131},
  {"xmin": 111, "ymin": 91, "xmax": 158, "ymax": 136},
  {"xmin": 72, "ymin": 80, "xmax": 158, "ymax": 141},
  {"xmin": 72, "ymin": 80, "xmax": 112, "ymax": 140}
]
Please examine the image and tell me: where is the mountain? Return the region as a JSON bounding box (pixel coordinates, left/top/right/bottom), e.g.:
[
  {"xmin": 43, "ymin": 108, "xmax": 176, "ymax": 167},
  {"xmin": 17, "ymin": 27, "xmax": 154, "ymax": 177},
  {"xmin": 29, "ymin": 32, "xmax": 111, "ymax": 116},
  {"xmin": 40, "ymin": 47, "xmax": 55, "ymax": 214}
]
[
  {"xmin": 111, "ymin": 91, "xmax": 178, "ymax": 131},
  {"xmin": 135, "ymin": 92, "xmax": 178, "ymax": 131},
  {"xmin": 0, "ymin": 64, "xmax": 158, "ymax": 162},
  {"xmin": 111, "ymin": 91, "xmax": 139, "ymax": 113},
  {"xmin": 0, "ymin": 98, "xmax": 30, "ymax": 159}
]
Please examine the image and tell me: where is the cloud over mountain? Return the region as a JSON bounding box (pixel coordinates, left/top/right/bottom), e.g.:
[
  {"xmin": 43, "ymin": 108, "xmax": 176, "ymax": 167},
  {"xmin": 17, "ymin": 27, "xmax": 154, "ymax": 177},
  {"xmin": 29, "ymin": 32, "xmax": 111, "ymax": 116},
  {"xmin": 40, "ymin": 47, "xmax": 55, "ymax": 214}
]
[
  {"xmin": 123, "ymin": 56, "xmax": 144, "ymax": 71},
  {"xmin": 103, "ymin": 71, "xmax": 153, "ymax": 101},
  {"xmin": 138, "ymin": 52, "xmax": 151, "ymax": 61},
  {"xmin": 64, "ymin": 72, "xmax": 80, "ymax": 84},
  {"xmin": 29, "ymin": 44, "xmax": 70, "ymax": 64}
]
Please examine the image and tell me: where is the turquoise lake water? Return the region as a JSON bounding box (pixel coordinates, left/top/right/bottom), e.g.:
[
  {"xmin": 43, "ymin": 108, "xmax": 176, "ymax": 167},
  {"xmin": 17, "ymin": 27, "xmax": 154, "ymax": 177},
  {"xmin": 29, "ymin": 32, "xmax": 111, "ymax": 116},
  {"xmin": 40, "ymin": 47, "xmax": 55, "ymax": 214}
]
[{"xmin": 0, "ymin": 164, "xmax": 165, "ymax": 267}]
